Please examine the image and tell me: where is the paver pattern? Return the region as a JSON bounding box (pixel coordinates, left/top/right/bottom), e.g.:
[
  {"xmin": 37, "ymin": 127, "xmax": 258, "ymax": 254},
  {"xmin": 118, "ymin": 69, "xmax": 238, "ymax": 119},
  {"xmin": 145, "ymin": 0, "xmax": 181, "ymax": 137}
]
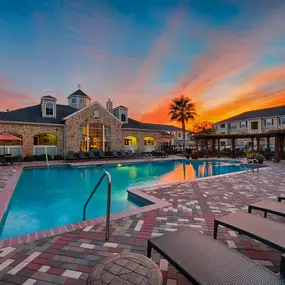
[{"xmin": 0, "ymin": 162, "xmax": 285, "ymax": 285}]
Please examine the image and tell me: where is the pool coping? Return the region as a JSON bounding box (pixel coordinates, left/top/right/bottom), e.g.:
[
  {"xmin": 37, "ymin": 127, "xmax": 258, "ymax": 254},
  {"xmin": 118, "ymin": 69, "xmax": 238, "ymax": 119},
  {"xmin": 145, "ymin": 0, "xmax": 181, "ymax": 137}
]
[{"xmin": 0, "ymin": 159, "xmax": 268, "ymax": 248}]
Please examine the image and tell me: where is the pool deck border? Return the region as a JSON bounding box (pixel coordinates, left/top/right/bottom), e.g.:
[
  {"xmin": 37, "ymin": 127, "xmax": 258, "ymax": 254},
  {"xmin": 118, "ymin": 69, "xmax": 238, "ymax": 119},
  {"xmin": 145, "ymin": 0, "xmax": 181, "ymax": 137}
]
[{"xmin": 0, "ymin": 157, "xmax": 267, "ymax": 248}]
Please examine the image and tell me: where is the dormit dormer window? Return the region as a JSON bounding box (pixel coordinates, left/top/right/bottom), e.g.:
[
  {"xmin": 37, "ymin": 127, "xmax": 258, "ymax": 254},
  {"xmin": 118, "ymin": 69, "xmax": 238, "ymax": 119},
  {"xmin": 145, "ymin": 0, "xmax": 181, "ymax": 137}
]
[
  {"xmin": 45, "ymin": 102, "xmax": 54, "ymax": 116},
  {"xmin": 121, "ymin": 113, "xmax": 126, "ymax": 122}
]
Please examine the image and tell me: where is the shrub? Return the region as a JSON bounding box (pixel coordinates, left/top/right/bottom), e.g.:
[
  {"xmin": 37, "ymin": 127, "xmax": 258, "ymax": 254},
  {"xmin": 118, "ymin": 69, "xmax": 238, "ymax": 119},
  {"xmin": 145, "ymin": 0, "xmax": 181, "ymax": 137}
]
[
  {"xmin": 253, "ymin": 153, "xmax": 264, "ymax": 164},
  {"xmin": 23, "ymin": 155, "xmax": 35, "ymax": 162},
  {"xmin": 53, "ymin": 154, "xmax": 64, "ymax": 160},
  {"xmin": 185, "ymin": 154, "xmax": 190, "ymax": 159},
  {"xmin": 191, "ymin": 150, "xmax": 199, "ymax": 159},
  {"xmin": 34, "ymin": 154, "xmax": 52, "ymax": 161}
]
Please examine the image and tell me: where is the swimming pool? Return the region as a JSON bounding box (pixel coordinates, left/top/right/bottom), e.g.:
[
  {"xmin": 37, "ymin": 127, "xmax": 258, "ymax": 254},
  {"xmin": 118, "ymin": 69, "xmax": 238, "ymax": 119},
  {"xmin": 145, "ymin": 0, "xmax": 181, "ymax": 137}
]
[{"xmin": 0, "ymin": 159, "xmax": 260, "ymax": 240}]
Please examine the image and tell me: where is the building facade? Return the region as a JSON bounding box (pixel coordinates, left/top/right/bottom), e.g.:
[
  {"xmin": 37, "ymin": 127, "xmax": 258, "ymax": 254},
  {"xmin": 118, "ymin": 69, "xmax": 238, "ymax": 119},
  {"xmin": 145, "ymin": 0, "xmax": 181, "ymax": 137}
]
[
  {"xmin": 213, "ymin": 106, "xmax": 285, "ymax": 148},
  {"xmin": 0, "ymin": 89, "xmax": 182, "ymax": 157}
]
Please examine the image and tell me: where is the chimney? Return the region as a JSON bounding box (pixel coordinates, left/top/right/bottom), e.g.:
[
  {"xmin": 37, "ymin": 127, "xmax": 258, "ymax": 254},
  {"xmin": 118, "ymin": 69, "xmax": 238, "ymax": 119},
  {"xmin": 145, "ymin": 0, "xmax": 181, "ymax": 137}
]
[
  {"xmin": 6, "ymin": 109, "xmax": 9, "ymax": 112},
  {"xmin": 106, "ymin": 99, "xmax": 113, "ymax": 113}
]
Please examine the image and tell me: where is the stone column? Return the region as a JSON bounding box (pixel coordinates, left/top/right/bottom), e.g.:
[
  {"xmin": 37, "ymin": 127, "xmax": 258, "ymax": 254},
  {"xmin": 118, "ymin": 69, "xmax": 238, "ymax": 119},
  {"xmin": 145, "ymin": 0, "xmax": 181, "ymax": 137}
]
[
  {"xmin": 256, "ymin": 137, "xmax": 260, "ymax": 151},
  {"xmin": 205, "ymin": 139, "xmax": 209, "ymax": 157},
  {"xmin": 274, "ymin": 135, "xmax": 281, "ymax": 163},
  {"xmin": 217, "ymin": 139, "xmax": 220, "ymax": 158},
  {"xmin": 266, "ymin": 137, "xmax": 270, "ymax": 151},
  {"xmin": 280, "ymin": 136, "xmax": 285, "ymax": 159},
  {"xmin": 212, "ymin": 139, "xmax": 216, "ymax": 156},
  {"xmin": 251, "ymin": 137, "xmax": 254, "ymax": 150},
  {"xmin": 23, "ymin": 135, "xmax": 34, "ymax": 157},
  {"xmin": 196, "ymin": 139, "xmax": 199, "ymax": 150},
  {"xmin": 231, "ymin": 138, "xmax": 236, "ymax": 158}
]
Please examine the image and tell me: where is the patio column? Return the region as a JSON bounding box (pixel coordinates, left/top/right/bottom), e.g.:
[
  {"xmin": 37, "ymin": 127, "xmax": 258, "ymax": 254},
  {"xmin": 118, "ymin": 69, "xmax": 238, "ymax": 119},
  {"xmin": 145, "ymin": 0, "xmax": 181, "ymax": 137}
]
[
  {"xmin": 86, "ymin": 124, "xmax": 89, "ymax": 152},
  {"xmin": 266, "ymin": 137, "xmax": 270, "ymax": 151},
  {"xmin": 280, "ymin": 136, "xmax": 285, "ymax": 159},
  {"xmin": 256, "ymin": 137, "xmax": 260, "ymax": 151},
  {"xmin": 217, "ymin": 139, "xmax": 220, "ymax": 158},
  {"xmin": 231, "ymin": 138, "xmax": 236, "ymax": 158},
  {"xmin": 251, "ymin": 137, "xmax": 254, "ymax": 150},
  {"xmin": 102, "ymin": 125, "xmax": 105, "ymax": 152},
  {"xmin": 205, "ymin": 139, "xmax": 209, "ymax": 157},
  {"xmin": 196, "ymin": 139, "xmax": 199, "ymax": 149},
  {"xmin": 274, "ymin": 135, "xmax": 281, "ymax": 163},
  {"xmin": 212, "ymin": 139, "xmax": 216, "ymax": 156}
]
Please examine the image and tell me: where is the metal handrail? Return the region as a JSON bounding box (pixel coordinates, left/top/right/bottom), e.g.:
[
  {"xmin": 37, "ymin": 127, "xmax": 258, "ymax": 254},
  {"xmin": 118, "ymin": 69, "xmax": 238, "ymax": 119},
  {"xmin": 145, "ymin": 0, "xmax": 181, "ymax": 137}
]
[
  {"xmin": 45, "ymin": 147, "xmax": 49, "ymax": 168},
  {"xmin": 83, "ymin": 171, "xmax": 112, "ymax": 241}
]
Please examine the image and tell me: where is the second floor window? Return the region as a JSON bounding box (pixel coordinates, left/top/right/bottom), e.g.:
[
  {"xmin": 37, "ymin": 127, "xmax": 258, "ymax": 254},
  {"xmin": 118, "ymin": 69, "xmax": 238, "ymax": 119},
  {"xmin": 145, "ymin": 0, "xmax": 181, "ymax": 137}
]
[
  {"xmin": 264, "ymin": 118, "xmax": 273, "ymax": 126},
  {"xmin": 45, "ymin": 102, "xmax": 54, "ymax": 116},
  {"xmin": 240, "ymin": 121, "xmax": 247, "ymax": 128},
  {"xmin": 280, "ymin": 117, "xmax": 285, "ymax": 125},
  {"xmin": 79, "ymin": 98, "xmax": 85, "ymax": 104},
  {"xmin": 71, "ymin": 98, "xmax": 77, "ymax": 104},
  {"xmin": 220, "ymin": 123, "xmax": 225, "ymax": 128},
  {"xmin": 121, "ymin": 114, "xmax": 126, "ymax": 122},
  {"xmin": 251, "ymin": 121, "xmax": 258, "ymax": 130},
  {"xmin": 230, "ymin": 123, "xmax": 237, "ymax": 129}
]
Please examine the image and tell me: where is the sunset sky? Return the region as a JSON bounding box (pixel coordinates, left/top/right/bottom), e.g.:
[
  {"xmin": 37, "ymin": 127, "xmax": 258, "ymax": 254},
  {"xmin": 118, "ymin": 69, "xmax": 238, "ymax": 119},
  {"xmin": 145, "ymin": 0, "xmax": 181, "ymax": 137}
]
[{"xmin": 1, "ymin": 0, "xmax": 285, "ymax": 128}]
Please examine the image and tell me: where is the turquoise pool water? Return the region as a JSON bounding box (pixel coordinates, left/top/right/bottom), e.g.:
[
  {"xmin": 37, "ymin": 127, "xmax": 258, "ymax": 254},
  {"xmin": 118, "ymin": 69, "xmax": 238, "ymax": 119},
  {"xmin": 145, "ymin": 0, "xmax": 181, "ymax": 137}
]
[{"xmin": 0, "ymin": 159, "xmax": 260, "ymax": 240}]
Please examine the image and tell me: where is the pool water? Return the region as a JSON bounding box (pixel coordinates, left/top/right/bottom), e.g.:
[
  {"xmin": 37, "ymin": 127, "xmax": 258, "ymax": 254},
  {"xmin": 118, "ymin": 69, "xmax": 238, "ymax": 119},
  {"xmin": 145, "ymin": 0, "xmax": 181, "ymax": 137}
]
[{"xmin": 0, "ymin": 159, "xmax": 260, "ymax": 240}]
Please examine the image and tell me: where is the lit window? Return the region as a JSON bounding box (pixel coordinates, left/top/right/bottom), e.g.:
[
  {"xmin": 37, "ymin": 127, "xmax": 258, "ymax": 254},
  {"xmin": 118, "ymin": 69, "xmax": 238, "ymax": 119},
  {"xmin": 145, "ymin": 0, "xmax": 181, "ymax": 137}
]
[
  {"xmin": 45, "ymin": 102, "xmax": 54, "ymax": 116},
  {"xmin": 79, "ymin": 98, "xmax": 85, "ymax": 104},
  {"xmin": 230, "ymin": 123, "xmax": 237, "ymax": 129},
  {"xmin": 280, "ymin": 117, "xmax": 285, "ymax": 125},
  {"xmin": 240, "ymin": 121, "xmax": 247, "ymax": 128},
  {"xmin": 220, "ymin": 123, "xmax": 225, "ymax": 128},
  {"xmin": 265, "ymin": 118, "xmax": 273, "ymax": 126},
  {"xmin": 71, "ymin": 98, "xmax": 77, "ymax": 104},
  {"xmin": 121, "ymin": 113, "xmax": 126, "ymax": 122}
]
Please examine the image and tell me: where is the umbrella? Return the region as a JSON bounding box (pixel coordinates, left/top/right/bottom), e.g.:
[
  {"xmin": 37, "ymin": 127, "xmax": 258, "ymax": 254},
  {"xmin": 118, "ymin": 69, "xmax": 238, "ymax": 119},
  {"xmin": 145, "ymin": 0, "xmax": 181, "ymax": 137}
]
[{"xmin": 0, "ymin": 133, "xmax": 22, "ymax": 156}]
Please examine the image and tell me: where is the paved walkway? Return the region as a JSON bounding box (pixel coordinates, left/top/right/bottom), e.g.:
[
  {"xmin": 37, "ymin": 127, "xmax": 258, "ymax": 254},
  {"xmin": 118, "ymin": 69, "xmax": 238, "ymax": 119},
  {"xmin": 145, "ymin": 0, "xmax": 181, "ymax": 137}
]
[{"xmin": 0, "ymin": 162, "xmax": 285, "ymax": 284}]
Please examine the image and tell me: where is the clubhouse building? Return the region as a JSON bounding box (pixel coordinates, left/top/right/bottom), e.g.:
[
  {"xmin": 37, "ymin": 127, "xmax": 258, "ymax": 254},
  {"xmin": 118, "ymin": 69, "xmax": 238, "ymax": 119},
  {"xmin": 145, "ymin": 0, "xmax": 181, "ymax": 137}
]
[{"xmin": 0, "ymin": 88, "xmax": 182, "ymax": 157}]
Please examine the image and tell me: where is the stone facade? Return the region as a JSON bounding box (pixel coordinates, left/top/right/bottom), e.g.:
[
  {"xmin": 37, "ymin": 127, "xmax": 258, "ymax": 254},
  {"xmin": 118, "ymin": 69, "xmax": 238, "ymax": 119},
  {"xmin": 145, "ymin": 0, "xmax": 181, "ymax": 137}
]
[
  {"xmin": 122, "ymin": 129, "xmax": 171, "ymax": 151},
  {"xmin": 0, "ymin": 123, "xmax": 64, "ymax": 156},
  {"xmin": 65, "ymin": 102, "xmax": 123, "ymax": 152}
]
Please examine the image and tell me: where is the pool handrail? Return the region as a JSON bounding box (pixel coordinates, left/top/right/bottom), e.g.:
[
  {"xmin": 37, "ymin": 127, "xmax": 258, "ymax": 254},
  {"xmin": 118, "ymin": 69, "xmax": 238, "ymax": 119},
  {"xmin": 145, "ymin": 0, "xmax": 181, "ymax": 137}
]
[{"xmin": 83, "ymin": 171, "xmax": 112, "ymax": 241}]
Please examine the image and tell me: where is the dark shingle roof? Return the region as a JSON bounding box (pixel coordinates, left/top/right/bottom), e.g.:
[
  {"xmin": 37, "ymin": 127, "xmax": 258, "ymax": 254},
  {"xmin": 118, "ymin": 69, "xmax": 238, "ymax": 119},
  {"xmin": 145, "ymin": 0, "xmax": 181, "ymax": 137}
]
[
  {"xmin": 122, "ymin": 118, "xmax": 181, "ymax": 131},
  {"xmin": 217, "ymin": 105, "xmax": 285, "ymax": 124},
  {"xmin": 0, "ymin": 105, "xmax": 76, "ymax": 124},
  {"xmin": 41, "ymin": 95, "xmax": 56, "ymax": 100},
  {"xmin": 67, "ymin": 89, "xmax": 91, "ymax": 99},
  {"xmin": 114, "ymin": 105, "xmax": 128, "ymax": 110}
]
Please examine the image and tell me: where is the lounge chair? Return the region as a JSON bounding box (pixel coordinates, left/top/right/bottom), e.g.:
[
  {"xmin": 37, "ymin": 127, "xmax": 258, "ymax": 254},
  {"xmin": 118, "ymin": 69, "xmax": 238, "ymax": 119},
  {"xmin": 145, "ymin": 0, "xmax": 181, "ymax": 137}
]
[
  {"xmin": 78, "ymin": 151, "xmax": 88, "ymax": 160},
  {"xmin": 248, "ymin": 200, "xmax": 285, "ymax": 218},
  {"xmin": 117, "ymin": 150, "xmax": 126, "ymax": 159},
  {"xmin": 214, "ymin": 212, "xmax": 285, "ymax": 256},
  {"xmin": 88, "ymin": 150, "xmax": 98, "ymax": 160},
  {"xmin": 147, "ymin": 228, "xmax": 285, "ymax": 285},
  {"xmin": 134, "ymin": 150, "xmax": 142, "ymax": 157},
  {"xmin": 98, "ymin": 150, "xmax": 106, "ymax": 159},
  {"xmin": 278, "ymin": 196, "xmax": 285, "ymax": 202},
  {"xmin": 66, "ymin": 151, "xmax": 77, "ymax": 161},
  {"xmin": 120, "ymin": 150, "xmax": 132, "ymax": 159}
]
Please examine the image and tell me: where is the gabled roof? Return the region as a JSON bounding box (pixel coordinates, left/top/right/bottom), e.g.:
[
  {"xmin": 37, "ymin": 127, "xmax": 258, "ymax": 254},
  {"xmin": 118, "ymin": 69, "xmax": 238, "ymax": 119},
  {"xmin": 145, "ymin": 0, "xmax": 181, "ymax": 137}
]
[
  {"xmin": 113, "ymin": 105, "xmax": 128, "ymax": 110},
  {"xmin": 216, "ymin": 105, "xmax": 285, "ymax": 124},
  {"xmin": 0, "ymin": 105, "xmax": 76, "ymax": 125},
  {"xmin": 122, "ymin": 118, "xmax": 182, "ymax": 131},
  {"xmin": 41, "ymin": 95, "xmax": 57, "ymax": 100},
  {"xmin": 67, "ymin": 89, "xmax": 91, "ymax": 99}
]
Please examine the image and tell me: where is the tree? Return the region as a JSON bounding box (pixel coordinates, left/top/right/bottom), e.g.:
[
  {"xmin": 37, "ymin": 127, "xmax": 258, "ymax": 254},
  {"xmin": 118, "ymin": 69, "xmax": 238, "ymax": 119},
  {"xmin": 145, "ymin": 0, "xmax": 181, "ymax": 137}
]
[
  {"xmin": 168, "ymin": 95, "xmax": 197, "ymax": 152},
  {"xmin": 192, "ymin": 121, "xmax": 214, "ymax": 134}
]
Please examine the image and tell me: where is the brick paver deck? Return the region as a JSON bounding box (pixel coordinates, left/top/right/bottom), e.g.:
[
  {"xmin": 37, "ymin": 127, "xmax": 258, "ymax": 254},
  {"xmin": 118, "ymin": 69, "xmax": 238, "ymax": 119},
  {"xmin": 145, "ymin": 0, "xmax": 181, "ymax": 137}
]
[{"xmin": 0, "ymin": 161, "xmax": 285, "ymax": 284}]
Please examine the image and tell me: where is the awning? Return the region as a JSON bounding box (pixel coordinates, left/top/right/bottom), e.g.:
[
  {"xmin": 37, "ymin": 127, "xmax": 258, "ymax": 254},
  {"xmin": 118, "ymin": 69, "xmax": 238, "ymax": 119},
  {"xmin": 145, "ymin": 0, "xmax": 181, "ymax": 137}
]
[{"xmin": 0, "ymin": 133, "xmax": 22, "ymax": 141}]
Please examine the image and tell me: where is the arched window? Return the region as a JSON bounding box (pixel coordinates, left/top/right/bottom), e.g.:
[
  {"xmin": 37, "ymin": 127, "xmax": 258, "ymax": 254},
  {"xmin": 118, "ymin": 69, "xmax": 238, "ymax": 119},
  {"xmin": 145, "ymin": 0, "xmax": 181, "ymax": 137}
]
[
  {"xmin": 121, "ymin": 113, "xmax": 126, "ymax": 122},
  {"xmin": 45, "ymin": 102, "xmax": 54, "ymax": 116}
]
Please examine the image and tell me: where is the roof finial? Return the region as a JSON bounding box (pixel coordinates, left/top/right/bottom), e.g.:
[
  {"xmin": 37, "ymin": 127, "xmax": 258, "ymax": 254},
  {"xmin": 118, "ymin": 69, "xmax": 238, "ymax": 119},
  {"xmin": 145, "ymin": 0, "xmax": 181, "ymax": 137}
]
[{"xmin": 77, "ymin": 84, "xmax": 81, "ymax": 89}]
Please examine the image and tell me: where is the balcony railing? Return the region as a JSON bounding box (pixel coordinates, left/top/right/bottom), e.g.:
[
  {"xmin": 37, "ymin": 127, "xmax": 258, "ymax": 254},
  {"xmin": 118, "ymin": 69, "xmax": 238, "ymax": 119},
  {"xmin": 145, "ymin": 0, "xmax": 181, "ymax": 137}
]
[
  {"xmin": 0, "ymin": 146, "xmax": 22, "ymax": 156},
  {"xmin": 34, "ymin": 145, "xmax": 58, "ymax": 157}
]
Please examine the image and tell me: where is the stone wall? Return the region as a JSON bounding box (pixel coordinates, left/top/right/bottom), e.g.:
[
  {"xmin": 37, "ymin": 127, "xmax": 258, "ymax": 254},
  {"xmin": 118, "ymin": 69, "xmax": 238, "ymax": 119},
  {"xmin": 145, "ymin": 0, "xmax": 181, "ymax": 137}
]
[
  {"xmin": 65, "ymin": 102, "xmax": 123, "ymax": 152},
  {"xmin": 0, "ymin": 123, "xmax": 64, "ymax": 156},
  {"xmin": 122, "ymin": 130, "xmax": 167, "ymax": 151}
]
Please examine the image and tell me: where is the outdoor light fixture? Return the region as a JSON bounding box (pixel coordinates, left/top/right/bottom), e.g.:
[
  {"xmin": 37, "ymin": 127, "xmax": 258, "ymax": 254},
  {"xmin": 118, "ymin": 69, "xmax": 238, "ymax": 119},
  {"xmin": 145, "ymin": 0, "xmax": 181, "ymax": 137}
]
[{"xmin": 117, "ymin": 164, "xmax": 122, "ymax": 167}]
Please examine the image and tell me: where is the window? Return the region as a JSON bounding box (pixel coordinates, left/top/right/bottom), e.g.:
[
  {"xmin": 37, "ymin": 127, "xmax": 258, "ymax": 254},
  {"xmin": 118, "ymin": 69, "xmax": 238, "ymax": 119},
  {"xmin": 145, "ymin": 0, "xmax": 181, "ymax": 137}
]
[
  {"xmin": 280, "ymin": 117, "xmax": 285, "ymax": 125},
  {"xmin": 79, "ymin": 98, "xmax": 85, "ymax": 104},
  {"xmin": 121, "ymin": 113, "xmax": 126, "ymax": 122},
  {"xmin": 124, "ymin": 139, "xmax": 132, "ymax": 146},
  {"xmin": 71, "ymin": 98, "xmax": 77, "ymax": 104},
  {"xmin": 251, "ymin": 121, "xmax": 258, "ymax": 130},
  {"xmin": 240, "ymin": 121, "xmax": 247, "ymax": 128},
  {"xmin": 220, "ymin": 123, "xmax": 225, "ymax": 128},
  {"xmin": 230, "ymin": 123, "xmax": 237, "ymax": 129},
  {"xmin": 45, "ymin": 102, "xmax": 54, "ymax": 116},
  {"xmin": 264, "ymin": 118, "xmax": 273, "ymax": 126},
  {"xmin": 178, "ymin": 132, "xmax": 181, "ymax": 138}
]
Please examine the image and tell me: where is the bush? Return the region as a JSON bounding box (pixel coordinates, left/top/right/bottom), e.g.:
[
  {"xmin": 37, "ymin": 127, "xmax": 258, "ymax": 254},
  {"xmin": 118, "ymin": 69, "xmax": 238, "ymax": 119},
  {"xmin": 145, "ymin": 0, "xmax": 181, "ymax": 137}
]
[
  {"xmin": 191, "ymin": 150, "xmax": 199, "ymax": 159},
  {"xmin": 11, "ymin": 155, "xmax": 22, "ymax": 162},
  {"xmin": 23, "ymin": 155, "xmax": 35, "ymax": 162},
  {"xmin": 185, "ymin": 154, "xmax": 190, "ymax": 159},
  {"xmin": 34, "ymin": 154, "xmax": 52, "ymax": 161},
  {"xmin": 53, "ymin": 154, "xmax": 64, "ymax": 160},
  {"xmin": 253, "ymin": 153, "xmax": 264, "ymax": 164}
]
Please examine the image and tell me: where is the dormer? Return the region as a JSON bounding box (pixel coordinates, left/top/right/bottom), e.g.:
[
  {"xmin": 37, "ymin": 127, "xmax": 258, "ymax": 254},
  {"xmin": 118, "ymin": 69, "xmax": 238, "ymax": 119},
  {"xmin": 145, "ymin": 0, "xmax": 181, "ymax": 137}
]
[
  {"xmin": 67, "ymin": 88, "xmax": 91, "ymax": 110},
  {"xmin": 113, "ymin": 105, "xmax": 128, "ymax": 123},
  {"xmin": 41, "ymin": 95, "xmax": 57, "ymax": 118}
]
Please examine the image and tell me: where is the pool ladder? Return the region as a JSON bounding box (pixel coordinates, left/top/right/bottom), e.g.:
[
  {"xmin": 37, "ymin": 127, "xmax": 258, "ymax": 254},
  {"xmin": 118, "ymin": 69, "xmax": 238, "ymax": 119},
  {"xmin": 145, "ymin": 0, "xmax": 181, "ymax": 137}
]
[{"xmin": 83, "ymin": 171, "xmax": 112, "ymax": 241}]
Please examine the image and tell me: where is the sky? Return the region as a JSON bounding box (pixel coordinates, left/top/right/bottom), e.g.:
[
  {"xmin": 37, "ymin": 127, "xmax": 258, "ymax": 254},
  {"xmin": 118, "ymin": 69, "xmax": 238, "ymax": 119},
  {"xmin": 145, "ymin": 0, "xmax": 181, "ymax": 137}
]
[{"xmin": 1, "ymin": 0, "xmax": 285, "ymax": 128}]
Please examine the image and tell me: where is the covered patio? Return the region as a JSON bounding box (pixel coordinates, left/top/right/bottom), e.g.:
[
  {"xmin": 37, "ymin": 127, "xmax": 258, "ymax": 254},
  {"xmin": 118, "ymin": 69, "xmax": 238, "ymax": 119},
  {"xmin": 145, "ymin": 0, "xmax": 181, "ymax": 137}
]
[{"xmin": 194, "ymin": 130, "xmax": 285, "ymax": 162}]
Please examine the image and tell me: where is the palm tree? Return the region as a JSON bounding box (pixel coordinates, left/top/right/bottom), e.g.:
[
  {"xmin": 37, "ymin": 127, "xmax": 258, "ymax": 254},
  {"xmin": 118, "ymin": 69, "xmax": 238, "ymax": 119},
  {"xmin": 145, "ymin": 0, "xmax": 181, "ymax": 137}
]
[{"xmin": 168, "ymin": 95, "xmax": 197, "ymax": 153}]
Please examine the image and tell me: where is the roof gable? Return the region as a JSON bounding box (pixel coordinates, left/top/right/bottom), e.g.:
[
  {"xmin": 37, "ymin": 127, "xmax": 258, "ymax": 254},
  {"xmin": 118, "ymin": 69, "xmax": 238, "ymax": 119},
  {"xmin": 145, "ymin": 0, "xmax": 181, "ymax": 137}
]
[{"xmin": 67, "ymin": 89, "xmax": 91, "ymax": 99}]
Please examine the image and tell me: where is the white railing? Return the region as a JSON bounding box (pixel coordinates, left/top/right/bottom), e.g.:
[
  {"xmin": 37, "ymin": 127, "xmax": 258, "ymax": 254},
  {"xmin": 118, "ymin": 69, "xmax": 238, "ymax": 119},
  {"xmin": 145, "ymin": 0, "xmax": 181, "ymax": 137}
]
[
  {"xmin": 144, "ymin": 145, "xmax": 155, "ymax": 152},
  {"xmin": 0, "ymin": 146, "xmax": 22, "ymax": 156},
  {"xmin": 124, "ymin": 145, "xmax": 138, "ymax": 152},
  {"xmin": 34, "ymin": 145, "xmax": 57, "ymax": 158}
]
